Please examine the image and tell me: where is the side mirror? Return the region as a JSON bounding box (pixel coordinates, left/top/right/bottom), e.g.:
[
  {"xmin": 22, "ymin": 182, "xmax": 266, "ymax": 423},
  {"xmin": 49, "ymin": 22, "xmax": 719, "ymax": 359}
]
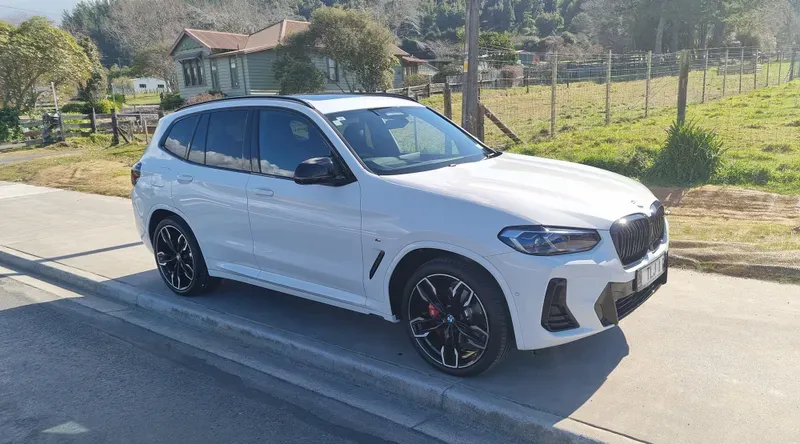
[{"xmin": 294, "ymin": 157, "xmax": 343, "ymax": 185}]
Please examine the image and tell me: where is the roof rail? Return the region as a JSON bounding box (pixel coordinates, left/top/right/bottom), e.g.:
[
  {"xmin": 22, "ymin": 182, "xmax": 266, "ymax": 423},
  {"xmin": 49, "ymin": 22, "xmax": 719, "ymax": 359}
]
[
  {"xmin": 354, "ymin": 92, "xmax": 418, "ymax": 102},
  {"xmin": 177, "ymin": 95, "xmax": 314, "ymax": 111}
]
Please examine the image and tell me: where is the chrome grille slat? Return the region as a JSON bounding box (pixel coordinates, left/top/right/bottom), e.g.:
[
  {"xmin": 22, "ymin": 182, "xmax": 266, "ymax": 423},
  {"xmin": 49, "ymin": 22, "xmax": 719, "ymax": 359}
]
[{"xmin": 610, "ymin": 202, "xmax": 667, "ymax": 267}]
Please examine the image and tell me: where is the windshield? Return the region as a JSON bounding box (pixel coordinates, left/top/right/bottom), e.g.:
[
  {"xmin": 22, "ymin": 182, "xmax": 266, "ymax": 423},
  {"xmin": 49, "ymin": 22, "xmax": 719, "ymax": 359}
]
[{"xmin": 326, "ymin": 106, "xmax": 491, "ymax": 175}]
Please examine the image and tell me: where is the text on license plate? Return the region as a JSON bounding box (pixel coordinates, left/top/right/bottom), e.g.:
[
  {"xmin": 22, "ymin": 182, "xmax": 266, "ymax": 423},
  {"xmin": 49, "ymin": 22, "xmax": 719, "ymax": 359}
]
[{"xmin": 636, "ymin": 255, "xmax": 665, "ymax": 290}]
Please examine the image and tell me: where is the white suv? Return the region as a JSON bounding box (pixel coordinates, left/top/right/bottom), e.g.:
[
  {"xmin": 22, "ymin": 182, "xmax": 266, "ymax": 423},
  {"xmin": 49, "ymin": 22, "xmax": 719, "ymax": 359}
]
[{"xmin": 131, "ymin": 94, "xmax": 668, "ymax": 376}]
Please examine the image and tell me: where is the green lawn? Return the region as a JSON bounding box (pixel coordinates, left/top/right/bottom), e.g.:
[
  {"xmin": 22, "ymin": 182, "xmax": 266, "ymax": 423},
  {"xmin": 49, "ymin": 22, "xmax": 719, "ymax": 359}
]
[
  {"xmin": 424, "ymin": 77, "xmax": 800, "ymax": 195},
  {"xmin": 125, "ymin": 93, "xmax": 162, "ymax": 106}
]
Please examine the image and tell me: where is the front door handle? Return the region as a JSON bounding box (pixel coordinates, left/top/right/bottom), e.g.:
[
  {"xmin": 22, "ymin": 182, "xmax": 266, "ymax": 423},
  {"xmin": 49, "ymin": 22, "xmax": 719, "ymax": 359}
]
[
  {"xmin": 176, "ymin": 174, "xmax": 193, "ymax": 184},
  {"xmin": 253, "ymin": 187, "xmax": 274, "ymax": 197}
]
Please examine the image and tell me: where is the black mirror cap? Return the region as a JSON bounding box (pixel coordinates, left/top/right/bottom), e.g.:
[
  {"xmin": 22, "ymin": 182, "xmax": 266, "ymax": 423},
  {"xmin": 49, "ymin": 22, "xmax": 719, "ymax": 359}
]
[{"xmin": 294, "ymin": 157, "xmax": 339, "ymax": 185}]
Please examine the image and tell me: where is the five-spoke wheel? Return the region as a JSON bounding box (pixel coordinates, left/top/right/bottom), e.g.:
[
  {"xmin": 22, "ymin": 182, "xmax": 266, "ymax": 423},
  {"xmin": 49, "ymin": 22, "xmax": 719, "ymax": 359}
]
[
  {"xmin": 403, "ymin": 257, "xmax": 512, "ymax": 376},
  {"xmin": 153, "ymin": 217, "xmax": 217, "ymax": 296}
]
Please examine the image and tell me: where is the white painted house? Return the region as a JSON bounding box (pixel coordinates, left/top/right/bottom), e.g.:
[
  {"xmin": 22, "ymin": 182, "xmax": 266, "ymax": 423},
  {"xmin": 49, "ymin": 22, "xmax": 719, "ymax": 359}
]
[{"xmin": 131, "ymin": 77, "xmax": 168, "ymax": 93}]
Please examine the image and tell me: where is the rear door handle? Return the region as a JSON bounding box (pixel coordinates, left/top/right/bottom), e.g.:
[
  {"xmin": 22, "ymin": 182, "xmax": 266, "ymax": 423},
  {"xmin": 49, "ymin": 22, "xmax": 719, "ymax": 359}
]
[
  {"xmin": 176, "ymin": 174, "xmax": 193, "ymax": 184},
  {"xmin": 253, "ymin": 187, "xmax": 274, "ymax": 197}
]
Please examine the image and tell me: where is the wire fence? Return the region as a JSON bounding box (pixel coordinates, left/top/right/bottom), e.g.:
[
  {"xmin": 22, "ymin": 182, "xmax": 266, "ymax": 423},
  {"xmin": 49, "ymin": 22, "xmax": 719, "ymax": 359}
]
[{"xmin": 410, "ymin": 46, "xmax": 800, "ymax": 148}]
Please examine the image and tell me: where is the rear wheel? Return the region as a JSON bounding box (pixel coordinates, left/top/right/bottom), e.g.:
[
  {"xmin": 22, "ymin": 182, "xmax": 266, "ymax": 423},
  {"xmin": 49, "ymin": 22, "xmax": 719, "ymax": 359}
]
[
  {"xmin": 153, "ymin": 217, "xmax": 218, "ymax": 296},
  {"xmin": 402, "ymin": 257, "xmax": 512, "ymax": 376}
]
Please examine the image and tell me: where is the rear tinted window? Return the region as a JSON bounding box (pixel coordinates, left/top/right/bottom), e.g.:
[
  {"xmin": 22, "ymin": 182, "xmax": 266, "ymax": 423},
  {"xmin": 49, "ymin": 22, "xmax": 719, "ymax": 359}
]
[
  {"xmin": 187, "ymin": 114, "xmax": 208, "ymax": 164},
  {"xmin": 205, "ymin": 110, "xmax": 249, "ymax": 171},
  {"xmin": 163, "ymin": 116, "xmax": 198, "ymax": 158}
]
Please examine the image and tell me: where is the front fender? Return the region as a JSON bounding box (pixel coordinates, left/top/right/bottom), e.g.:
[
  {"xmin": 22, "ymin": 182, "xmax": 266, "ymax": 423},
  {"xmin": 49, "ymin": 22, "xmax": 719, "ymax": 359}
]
[{"xmin": 381, "ymin": 241, "xmax": 525, "ymax": 350}]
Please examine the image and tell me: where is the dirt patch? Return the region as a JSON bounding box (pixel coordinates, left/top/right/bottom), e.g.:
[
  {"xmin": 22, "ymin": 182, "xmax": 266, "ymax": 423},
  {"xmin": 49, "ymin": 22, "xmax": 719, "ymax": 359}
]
[
  {"xmin": 651, "ymin": 185, "xmax": 800, "ymax": 283},
  {"xmin": 29, "ymin": 159, "xmax": 132, "ymax": 197}
]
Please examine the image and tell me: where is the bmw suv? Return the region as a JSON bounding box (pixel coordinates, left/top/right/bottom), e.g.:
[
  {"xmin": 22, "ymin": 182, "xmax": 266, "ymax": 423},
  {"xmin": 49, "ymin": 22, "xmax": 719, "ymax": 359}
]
[{"xmin": 131, "ymin": 94, "xmax": 668, "ymax": 376}]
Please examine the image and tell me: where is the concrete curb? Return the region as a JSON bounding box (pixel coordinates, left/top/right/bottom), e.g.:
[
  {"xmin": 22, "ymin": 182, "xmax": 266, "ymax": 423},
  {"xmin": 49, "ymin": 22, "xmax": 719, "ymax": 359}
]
[{"xmin": 0, "ymin": 245, "xmax": 637, "ymax": 444}]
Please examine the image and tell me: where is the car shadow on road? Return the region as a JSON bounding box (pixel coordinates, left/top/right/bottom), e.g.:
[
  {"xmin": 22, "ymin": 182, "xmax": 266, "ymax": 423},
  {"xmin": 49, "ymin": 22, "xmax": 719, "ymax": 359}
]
[{"xmin": 114, "ymin": 268, "xmax": 629, "ymax": 421}]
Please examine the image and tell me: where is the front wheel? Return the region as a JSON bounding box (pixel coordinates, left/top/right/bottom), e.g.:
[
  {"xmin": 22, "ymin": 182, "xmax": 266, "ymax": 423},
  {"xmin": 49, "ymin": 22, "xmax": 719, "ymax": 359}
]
[{"xmin": 402, "ymin": 257, "xmax": 512, "ymax": 376}]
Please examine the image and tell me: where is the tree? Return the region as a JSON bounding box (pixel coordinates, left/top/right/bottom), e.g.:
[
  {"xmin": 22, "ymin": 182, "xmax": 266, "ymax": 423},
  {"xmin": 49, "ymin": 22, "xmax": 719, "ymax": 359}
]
[
  {"xmin": 0, "ymin": 17, "xmax": 91, "ymax": 112},
  {"xmin": 76, "ymin": 36, "xmax": 107, "ymax": 105},
  {"xmin": 279, "ymin": 7, "xmax": 397, "ymax": 92},
  {"xmin": 479, "ymin": 31, "xmax": 518, "ymax": 64},
  {"xmin": 62, "ymin": 0, "xmax": 130, "ymax": 67},
  {"xmin": 132, "ymin": 42, "xmax": 178, "ymax": 91},
  {"xmin": 274, "ymin": 33, "xmax": 326, "ymax": 94}
]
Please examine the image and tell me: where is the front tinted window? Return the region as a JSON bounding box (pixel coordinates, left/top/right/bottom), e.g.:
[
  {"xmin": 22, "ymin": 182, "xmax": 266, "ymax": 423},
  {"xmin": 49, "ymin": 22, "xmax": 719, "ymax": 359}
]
[
  {"xmin": 258, "ymin": 110, "xmax": 331, "ymax": 178},
  {"xmin": 326, "ymin": 106, "xmax": 488, "ymax": 175},
  {"xmin": 163, "ymin": 116, "xmax": 198, "ymax": 158},
  {"xmin": 205, "ymin": 110, "xmax": 248, "ymax": 171}
]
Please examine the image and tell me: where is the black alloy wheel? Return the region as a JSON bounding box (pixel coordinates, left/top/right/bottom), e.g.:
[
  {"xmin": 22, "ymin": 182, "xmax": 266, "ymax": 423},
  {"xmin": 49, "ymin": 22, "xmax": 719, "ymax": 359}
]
[
  {"xmin": 153, "ymin": 217, "xmax": 217, "ymax": 296},
  {"xmin": 402, "ymin": 257, "xmax": 512, "ymax": 376}
]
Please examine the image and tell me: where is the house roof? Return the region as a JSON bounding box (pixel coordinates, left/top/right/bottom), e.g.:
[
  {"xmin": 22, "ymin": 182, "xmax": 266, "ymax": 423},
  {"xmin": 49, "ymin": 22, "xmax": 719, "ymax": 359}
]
[
  {"xmin": 171, "ymin": 19, "xmax": 409, "ymax": 59},
  {"xmin": 169, "ymin": 29, "xmax": 249, "ymax": 54}
]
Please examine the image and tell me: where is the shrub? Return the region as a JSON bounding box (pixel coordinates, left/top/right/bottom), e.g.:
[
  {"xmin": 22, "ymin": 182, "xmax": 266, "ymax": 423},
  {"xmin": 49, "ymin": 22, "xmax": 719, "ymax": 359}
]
[
  {"xmin": 580, "ymin": 146, "xmax": 657, "ymax": 178},
  {"xmin": 646, "ymin": 120, "xmax": 726, "ymax": 186},
  {"xmin": 499, "ymin": 65, "xmax": 523, "ymax": 87},
  {"xmin": 60, "ymin": 99, "xmax": 114, "ymax": 114},
  {"xmin": 61, "ymin": 102, "xmax": 86, "ymax": 114},
  {"xmin": 111, "ymin": 93, "xmax": 126, "ymax": 104},
  {"xmin": 0, "ymin": 107, "xmax": 21, "ymax": 143},
  {"xmin": 160, "ymin": 93, "xmax": 184, "ymax": 111},
  {"xmin": 404, "ymin": 73, "xmax": 430, "ymax": 87},
  {"xmin": 712, "ymin": 162, "xmax": 773, "ymax": 186},
  {"xmin": 183, "ymin": 91, "xmax": 225, "ymax": 107}
]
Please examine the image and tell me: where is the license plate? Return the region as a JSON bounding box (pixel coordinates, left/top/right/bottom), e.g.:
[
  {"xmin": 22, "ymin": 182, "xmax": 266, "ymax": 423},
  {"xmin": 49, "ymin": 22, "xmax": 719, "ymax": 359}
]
[{"xmin": 636, "ymin": 254, "xmax": 665, "ymax": 290}]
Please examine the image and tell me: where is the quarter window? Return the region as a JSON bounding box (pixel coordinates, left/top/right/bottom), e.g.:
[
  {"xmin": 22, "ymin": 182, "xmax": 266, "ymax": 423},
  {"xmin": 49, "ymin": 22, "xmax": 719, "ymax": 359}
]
[
  {"xmin": 258, "ymin": 110, "xmax": 331, "ymax": 178},
  {"xmin": 205, "ymin": 110, "xmax": 249, "ymax": 171},
  {"xmin": 163, "ymin": 116, "xmax": 199, "ymax": 158}
]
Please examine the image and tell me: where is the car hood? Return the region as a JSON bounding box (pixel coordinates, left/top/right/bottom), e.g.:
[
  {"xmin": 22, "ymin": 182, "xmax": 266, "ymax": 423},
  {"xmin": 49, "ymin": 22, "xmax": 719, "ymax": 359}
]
[{"xmin": 382, "ymin": 153, "xmax": 659, "ymax": 229}]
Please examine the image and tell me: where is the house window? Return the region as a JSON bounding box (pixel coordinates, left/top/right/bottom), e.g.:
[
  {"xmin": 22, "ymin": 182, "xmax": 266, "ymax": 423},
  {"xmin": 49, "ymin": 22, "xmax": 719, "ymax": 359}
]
[
  {"xmin": 182, "ymin": 59, "xmax": 205, "ymax": 87},
  {"xmin": 210, "ymin": 59, "xmax": 220, "ymax": 90},
  {"xmin": 157, "ymin": 84, "xmax": 165, "ymax": 89},
  {"xmin": 229, "ymin": 57, "xmax": 240, "ymax": 89},
  {"xmin": 139, "ymin": 84, "xmax": 147, "ymax": 88},
  {"xmin": 327, "ymin": 58, "xmax": 338, "ymax": 82}
]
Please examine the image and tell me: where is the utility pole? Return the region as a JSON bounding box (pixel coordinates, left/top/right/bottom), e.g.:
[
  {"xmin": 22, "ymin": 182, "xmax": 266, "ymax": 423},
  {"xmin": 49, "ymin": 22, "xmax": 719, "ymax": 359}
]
[{"xmin": 461, "ymin": 0, "xmax": 480, "ymax": 134}]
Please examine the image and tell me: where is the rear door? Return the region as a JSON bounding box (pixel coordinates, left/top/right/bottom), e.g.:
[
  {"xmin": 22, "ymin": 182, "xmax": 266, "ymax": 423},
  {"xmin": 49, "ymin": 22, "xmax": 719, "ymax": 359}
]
[
  {"xmin": 246, "ymin": 107, "xmax": 365, "ymax": 305},
  {"xmin": 169, "ymin": 109, "xmax": 258, "ymax": 276}
]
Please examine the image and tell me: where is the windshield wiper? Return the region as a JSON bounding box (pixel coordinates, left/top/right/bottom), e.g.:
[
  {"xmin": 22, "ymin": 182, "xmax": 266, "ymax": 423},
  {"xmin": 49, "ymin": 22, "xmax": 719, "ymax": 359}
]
[{"xmin": 485, "ymin": 150, "xmax": 503, "ymax": 159}]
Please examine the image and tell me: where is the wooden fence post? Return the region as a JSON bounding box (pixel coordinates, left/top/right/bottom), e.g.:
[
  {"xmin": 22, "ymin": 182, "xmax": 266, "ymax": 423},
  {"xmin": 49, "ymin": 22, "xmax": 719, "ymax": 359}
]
[
  {"xmin": 778, "ymin": 51, "xmax": 783, "ymax": 85},
  {"xmin": 723, "ymin": 48, "xmax": 729, "ymax": 96},
  {"xmin": 90, "ymin": 108, "xmax": 97, "ymax": 133},
  {"xmin": 753, "ymin": 50, "xmax": 758, "ymax": 90},
  {"xmin": 551, "ymin": 52, "xmax": 558, "ymax": 137},
  {"xmin": 40, "ymin": 113, "xmax": 47, "ymax": 145},
  {"xmin": 524, "ymin": 75, "xmax": 529, "ymax": 94},
  {"xmin": 766, "ymin": 52, "xmax": 771, "ymax": 87},
  {"xmin": 443, "ymin": 82, "xmax": 453, "ymax": 119},
  {"xmin": 476, "ymin": 104, "xmax": 485, "ymax": 142},
  {"xmin": 404, "ymin": 86, "xmax": 411, "ymax": 97},
  {"xmin": 677, "ymin": 50, "xmax": 690, "ymax": 125},
  {"xmin": 140, "ymin": 113, "xmax": 148, "ymax": 144},
  {"xmin": 790, "ymin": 50, "xmax": 797, "ymax": 82},
  {"xmin": 701, "ymin": 49, "xmax": 709, "ymax": 103},
  {"xmin": 605, "ymin": 50, "xmax": 612, "ymax": 126},
  {"xmin": 645, "ymin": 51, "xmax": 652, "ymax": 116},
  {"xmin": 739, "ymin": 47, "xmax": 744, "ymax": 93},
  {"xmin": 111, "ymin": 108, "xmax": 119, "ymax": 145}
]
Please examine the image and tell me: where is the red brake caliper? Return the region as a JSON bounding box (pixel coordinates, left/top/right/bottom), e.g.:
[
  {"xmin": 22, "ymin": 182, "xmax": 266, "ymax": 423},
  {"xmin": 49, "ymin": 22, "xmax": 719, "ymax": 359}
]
[{"xmin": 428, "ymin": 304, "xmax": 440, "ymax": 318}]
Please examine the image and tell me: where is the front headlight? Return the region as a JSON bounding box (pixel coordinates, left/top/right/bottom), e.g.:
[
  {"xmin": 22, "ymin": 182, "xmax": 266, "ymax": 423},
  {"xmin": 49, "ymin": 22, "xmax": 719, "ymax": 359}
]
[{"xmin": 498, "ymin": 226, "xmax": 601, "ymax": 256}]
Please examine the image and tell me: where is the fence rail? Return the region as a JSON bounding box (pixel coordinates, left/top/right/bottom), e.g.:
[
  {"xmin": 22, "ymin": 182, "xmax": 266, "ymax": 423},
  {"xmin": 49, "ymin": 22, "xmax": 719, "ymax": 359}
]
[{"xmin": 20, "ymin": 110, "xmax": 162, "ymax": 146}]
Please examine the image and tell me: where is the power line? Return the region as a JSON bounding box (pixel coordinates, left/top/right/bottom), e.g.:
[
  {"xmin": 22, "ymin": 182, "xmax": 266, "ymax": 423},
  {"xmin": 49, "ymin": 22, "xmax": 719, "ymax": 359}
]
[{"xmin": 0, "ymin": 4, "xmax": 62, "ymax": 18}]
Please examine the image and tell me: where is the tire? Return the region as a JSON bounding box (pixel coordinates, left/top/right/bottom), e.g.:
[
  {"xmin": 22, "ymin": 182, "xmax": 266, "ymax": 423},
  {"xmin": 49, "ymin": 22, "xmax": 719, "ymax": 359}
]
[
  {"xmin": 401, "ymin": 256, "xmax": 512, "ymax": 376},
  {"xmin": 152, "ymin": 216, "xmax": 218, "ymax": 296}
]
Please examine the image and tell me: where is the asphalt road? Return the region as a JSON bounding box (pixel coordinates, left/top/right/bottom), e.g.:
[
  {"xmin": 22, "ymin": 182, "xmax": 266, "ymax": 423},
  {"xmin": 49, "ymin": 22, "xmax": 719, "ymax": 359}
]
[{"xmin": 0, "ymin": 276, "xmax": 442, "ymax": 444}]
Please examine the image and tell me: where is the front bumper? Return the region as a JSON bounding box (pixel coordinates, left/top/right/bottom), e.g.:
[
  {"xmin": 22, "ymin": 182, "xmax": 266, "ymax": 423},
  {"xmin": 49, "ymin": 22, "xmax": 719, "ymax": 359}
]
[{"xmin": 486, "ymin": 226, "xmax": 669, "ymax": 351}]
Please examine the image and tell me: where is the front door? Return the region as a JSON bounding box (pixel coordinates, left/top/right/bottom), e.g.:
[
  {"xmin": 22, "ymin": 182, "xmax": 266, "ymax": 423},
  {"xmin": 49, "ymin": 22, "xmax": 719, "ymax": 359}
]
[
  {"xmin": 169, "ymin": 109, "xmax": 258, "ymax": 275},
  {"xmin": 247, "ymin": 108, "xmax": 364, "ymax": 306}
]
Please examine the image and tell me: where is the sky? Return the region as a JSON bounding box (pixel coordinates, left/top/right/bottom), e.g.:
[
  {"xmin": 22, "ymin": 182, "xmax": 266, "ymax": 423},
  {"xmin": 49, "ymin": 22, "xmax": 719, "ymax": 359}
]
[{"xmin": 0, "ymin": 0, "xmax": 82, "ymax": 24}]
